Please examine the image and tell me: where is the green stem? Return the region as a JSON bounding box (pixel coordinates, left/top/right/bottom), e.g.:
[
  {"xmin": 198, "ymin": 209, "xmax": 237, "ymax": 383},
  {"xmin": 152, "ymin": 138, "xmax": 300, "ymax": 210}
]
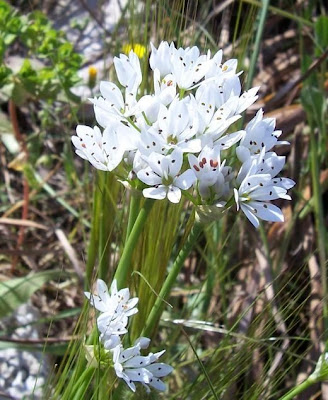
[
  {"xmin": 98, "ymin": 173, "xmax": 112, "ymax": 280},
  {"xmin": 279, "ymin": 377, "xmax": 316, "ymax": 400},
  {"xmin": 114, "ymin": 198, "xmax": 154, "ymax": 287},
  {"xmin": 71, "ymin": 367, "xmax": 95, "ymax": 400},
  {"xmin": 142, "ymin": 220, "xmax": 203, "ymax": 337},
  {"xmin": 245, "ymin": 0, "xmax": 270, "ymax": 90},
  {"xmin": 86, "ymin": 174, "xmax": 102, "ymax": 285},
  {"xmin": 125, "ymin": 195, "xmax": 141, "ymax": 243}
]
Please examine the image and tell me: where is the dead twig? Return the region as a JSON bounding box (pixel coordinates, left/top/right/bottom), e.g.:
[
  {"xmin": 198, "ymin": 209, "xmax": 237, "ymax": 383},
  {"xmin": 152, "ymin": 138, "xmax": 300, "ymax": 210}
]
[
  {"xmin": 8, "ymin": 100, "xmax": 30, "ymax": 273},
  {"xmin": 55, "ymin": 229, "xmax": 84, "ymax": 283}
]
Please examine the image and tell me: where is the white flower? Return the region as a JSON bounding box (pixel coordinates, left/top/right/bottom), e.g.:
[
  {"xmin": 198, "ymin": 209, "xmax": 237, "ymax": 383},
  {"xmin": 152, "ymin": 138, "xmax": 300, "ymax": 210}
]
[
  {"xmin": 149, "ymin": 41, "xmax": 175, "ymax": 77},
  {"xmin": 188, "ymin": 146, "xmax": 230, "ymax": 200},
  {"xmin": 236, "ymin": 147, "xmax": 295, "ymax": 189},
  {"xmin": 85, "ymin": 279, "xmax": 138, "ymax": 317},
  {"xmin": 234, "ymin": 171, "xmax": 289, "ymax": 228},
  {"xmin": 205, "ymin": 49, "xmax": 238, "ymax": 80},
  {"xmin": 91, "ymin": 81, "xmax": 138, "ymax": 126},
  {"xmin": 72, "ymin": 41, "xmax": 295, "ymax": 215},
  {"xmin": 137, "ymin": 69, "xmax": 176, "ymax": 123},
  {"xmin": 72, "ymin": 123, "xmax": 138, "ymax": 172},
  {"xmin": 170, "ymin": 45, "xmax": 212, "ymax": 90},
  {"xmin": 114, "ymin": 50, "xmax": 142, "ymax": 95},
  {"xmin": 199, "ymin": 95, "xmax": 243, "ymax": 148},
  {"xmin": 137, "ymin": 149, "xmax": 196, "ymax": 203},
  {"xmin": 139, "ymin": 99, "xmax": 201, "ymax": 154},
  {"xmin": 98, "ymin": 314, "xmax": 127, "ymax": 349},
  {"xmin": 112, "ymin": 337, "xmax": 173, "ymax": 392},
  {"xmin": 240, "ymin": 109, "xmax": 289, "ymax": 154},
  {"xmin": 85, "ymin": 279, "xmax": 139, "ymax": 348},
  {"xmin": 72, "ymin": 125, "xmax": 124, "ymax": 171},
  {"xmin": 310, "ymin": 352, "xmax": 328, "ymax": 381},
  {"xmin": 235, "ymin": 86, "xmax": 259, "ymax": 114}
]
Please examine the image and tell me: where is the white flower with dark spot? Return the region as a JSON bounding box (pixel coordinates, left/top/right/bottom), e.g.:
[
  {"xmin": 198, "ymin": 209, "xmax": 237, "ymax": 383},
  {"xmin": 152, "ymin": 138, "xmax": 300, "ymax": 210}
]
[
  {"xmin": 72, "ymin": 123, "xmax": 139, "ymax": 172},
  {"xmin": 112, "ymin": 337, "xmax": 173, "ymax": 393},
  {"xmin": 170, "ymin": 45, "xmax": 212, "ymax": 90},
  {"xmin": 137, "ymin": 149, "xmax": 196, "ymax": 203},
  {"xmin": 234, "ymin": 172, "xmax": 290, "ymax": 228},
  {"xmin": 114, "ymin": 50, "xmax": 142, "ymax": 95},
  {"xmin": 188, "ymin": 146, "xmax": 229, "ymax": 200},
  {"xmin": 149, "ymin": 41, "xmax": 175, "ymax": 77},
  {"xmin": 85, "ymin": 279, "xmax": 138, "ymax": 349},
  {"xmin": 85, "ymin": 279, "xmax": 138, "ymax": 317},
  {"xmin": 240, "ymin": 109, "xmax": 289, "ymax": 155}
]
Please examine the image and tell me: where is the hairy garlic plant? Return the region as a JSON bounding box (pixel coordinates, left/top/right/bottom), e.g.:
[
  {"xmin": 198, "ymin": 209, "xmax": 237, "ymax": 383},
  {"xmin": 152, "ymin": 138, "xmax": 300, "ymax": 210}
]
[{"xmin": 64, "ymin": 41, "xmax": 300, "ymax": 397}]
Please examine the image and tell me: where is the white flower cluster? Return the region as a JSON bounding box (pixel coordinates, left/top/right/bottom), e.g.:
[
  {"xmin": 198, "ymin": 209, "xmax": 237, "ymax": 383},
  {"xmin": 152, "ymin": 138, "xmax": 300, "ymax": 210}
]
[
  {"xmin": 73, "ymin": 41, "xmax": 295, "ymax": 227},
  {"xmin": 85, "ymin": 279, "xmax": 173, "ymax": 392}
]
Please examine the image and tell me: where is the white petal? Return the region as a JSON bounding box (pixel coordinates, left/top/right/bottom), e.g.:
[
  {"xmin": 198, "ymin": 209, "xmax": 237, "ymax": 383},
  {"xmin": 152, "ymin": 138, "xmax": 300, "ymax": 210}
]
[
  {"xmin": 103, "ymin": 335, "xmax": 121, "ymax": 350},
  {"xmin": 116, "ymin": 288, "xmax": 130, "ymax": 303},
  {"xmin": 233, "ymin": 188, "xmax": 240, "ymax": 211},
  {"xmin": 137, "ymin": 169, "xmax": 162, "ymax": 186},
  {"xmin": 122, "ymin": 374, "xmax": 136, "ymax": 392},
  {"xmin": 134, "ymin": 337, "xmax": 151, "ymax": 349},
  {"xmin": 147, "ymin": 152, "xmax": 166, "ymax": 176},
  {"xmin": 239, "ymin": 174, "xmax": 271, "ymax": 194},
  {"xmin": 174, "ymin": 169, "xmax": 196, "ymax": 190},
  {"xmin": 146, "ymin": 363, "xmax": 174, "ymax": 377},
  {"xmin": 125, "ymin": 307, "xmax": 138, "ymax": 317},
  {"xmin": 240, "ymin": 203, "xmax": 259, "ymax": 228},
  {"xmin": 148, "ymin": 377, "xmax": 166, "ymax": 391},
  {"xmin": 97, "ymin": 279, "xmax": 109, "ymax": 300},
  {"xmin": 167, "ymin": 186, "xmax": 181, "ymax": 203},
  {"xmin": 84, "ymin": 293, "xmax": 108, "ymax": 313},
  {"xmin": 125, "ymin": 368, "xmax": 152, "ymax": 383},
  {"xmin": 110, "ymin": 279, "xmax": 118, "ymax": 296},
  {"xmin": 124, "ymin": 355, "xmax": 152, "ymax": 368},
  {"xmin": 119, "ymin": 345, "xmax": 141, "ymax": 362},
  {"xmin": 112, "ymin": 346, "xmax": 122, "ymax": 364},
  {"xmin": 215, "ymin": 130, "xmax": 244, "ymax": 150},
  {"xmin": 99, "ymin": 81, "xmax": 124, "ymax": 109},
  {"xmin": 143, "ymin": 186, "xmax": 167, "ymax": 200},
  {"xmin": 249, "ymin": 201, "xmax": 284, "ymax": 223},
  {"xmin": 150, "ymin": 350, "xmax": 166, "ymax": 361},
  {"xmin": 168, "ymin": 149, "xmax": 183, "ymax": 177}
]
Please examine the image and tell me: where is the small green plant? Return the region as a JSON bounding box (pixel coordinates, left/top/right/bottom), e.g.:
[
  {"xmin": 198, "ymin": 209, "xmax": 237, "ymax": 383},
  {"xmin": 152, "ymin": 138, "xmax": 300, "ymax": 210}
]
[{"xmin": 0, "ymin": 0, "xmax": 82, "ymax": 105}]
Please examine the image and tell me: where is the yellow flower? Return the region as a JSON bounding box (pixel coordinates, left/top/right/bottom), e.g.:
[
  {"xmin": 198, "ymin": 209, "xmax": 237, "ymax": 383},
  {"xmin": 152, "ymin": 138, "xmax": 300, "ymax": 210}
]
[
  {"xmin": 122, "ymin": 43, "xmax": 146, "ymax": 59},
  {"xmin": 88, "ymin": 66, "xmax": 97, "ymax": 89}
]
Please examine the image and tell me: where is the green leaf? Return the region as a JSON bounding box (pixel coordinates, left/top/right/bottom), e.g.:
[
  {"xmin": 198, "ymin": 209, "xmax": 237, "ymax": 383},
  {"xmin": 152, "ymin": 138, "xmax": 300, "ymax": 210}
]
[
  {"xmin": 0, "ymin": 110, "xmax": 19, "ymax": 153},
  {"xmin": 0, "ymin": 270, "xmax": 67, "ymax": 318},
  {"xmin": 315, "ymin": 16, "xmax": 328, "ymax": 55},
  {"xmin": 0, "ymin": 340, "xmax": 68, "ymax": 355}
]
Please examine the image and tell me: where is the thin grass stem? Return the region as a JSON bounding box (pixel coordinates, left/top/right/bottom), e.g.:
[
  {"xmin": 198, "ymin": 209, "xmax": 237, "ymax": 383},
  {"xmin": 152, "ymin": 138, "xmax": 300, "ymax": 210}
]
[
  {"xmin": 114, "ymin": 198, "xmax": 154, "ymax": 287},
  {"xmin": 242, "ymin": 0, "xmax": 313, "ymax": 27},
  {"xmin": 142, "ymin": 220, "xmax": 203, "ymax": 337},
  {"xmin": 86, "ymin": 174, "xmax": 101, "ymax": 284},
  {"xmin": 245, "ymin": 0, "xmax": 270, "ymax": 90},
  {"xmin": 71, "ymin": 367, "xmax": 95, "ymax": 400}
]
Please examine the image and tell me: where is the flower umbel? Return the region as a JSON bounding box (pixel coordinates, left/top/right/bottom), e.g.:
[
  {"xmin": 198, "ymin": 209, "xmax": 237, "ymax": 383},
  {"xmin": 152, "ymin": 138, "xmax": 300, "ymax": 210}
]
[
  {"xmin": 85, "ymin": 279, "xmax": 138, "ymax": 349},
  {"xmin": 73, "ymin": 41, "xmax": 295, "ymax": 226},
  {"xmin": 85, "ymin": 279, "xmax": 173, "ymax": 392},
  {"xmin": 112, "ymin": 337, "xmax": 173, "ymax": 393}
]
